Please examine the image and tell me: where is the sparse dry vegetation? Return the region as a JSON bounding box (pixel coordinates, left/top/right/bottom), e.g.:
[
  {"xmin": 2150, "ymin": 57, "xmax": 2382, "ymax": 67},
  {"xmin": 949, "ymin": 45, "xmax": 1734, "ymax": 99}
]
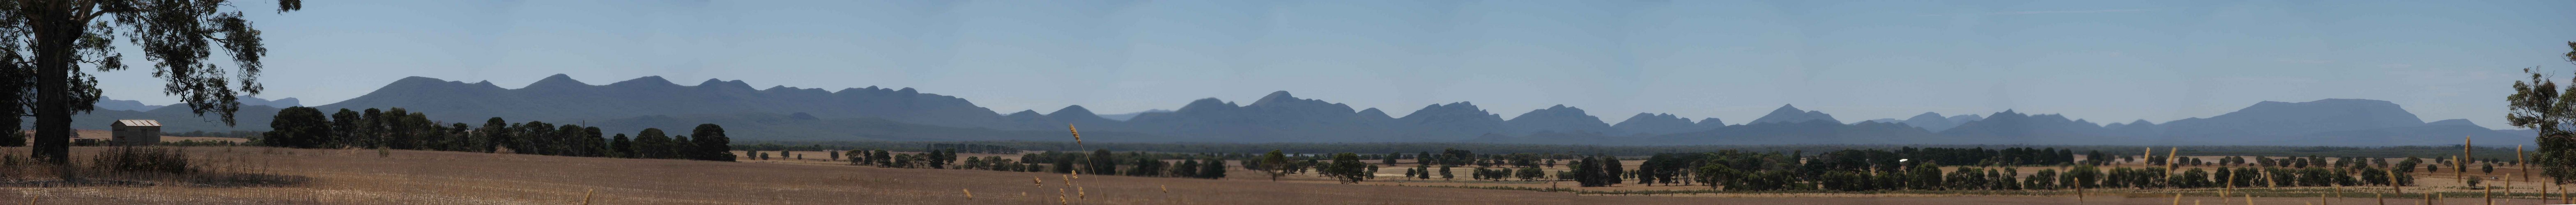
[{"xmin": 5, "ymin": 145, "xmax": 2572, "ymax": 204}]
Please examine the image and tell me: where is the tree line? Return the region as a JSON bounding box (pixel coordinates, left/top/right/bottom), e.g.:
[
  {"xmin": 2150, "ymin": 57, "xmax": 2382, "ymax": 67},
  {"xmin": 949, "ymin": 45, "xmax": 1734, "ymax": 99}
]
[
  {"xmin": 261, "ymin": 106, "xmax": 736, "ymax": 161},
  {"xmin": 835, "ymin": 148, "xmax": 1235, "ymax": 180},
  {"xmin": 1640, "ymin": 148, "xmax": 2428, "ymax": 191}
]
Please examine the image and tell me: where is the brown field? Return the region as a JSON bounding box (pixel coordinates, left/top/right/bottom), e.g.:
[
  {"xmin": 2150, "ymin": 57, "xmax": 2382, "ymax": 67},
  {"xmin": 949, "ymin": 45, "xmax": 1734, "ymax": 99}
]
[
  {"xmin": 13, "ymin": 130, "xmax": 251, "ymax": 144},
  {"xmin": 0, "ymin": 147, "xmax": 2558, "ymax": 204}
]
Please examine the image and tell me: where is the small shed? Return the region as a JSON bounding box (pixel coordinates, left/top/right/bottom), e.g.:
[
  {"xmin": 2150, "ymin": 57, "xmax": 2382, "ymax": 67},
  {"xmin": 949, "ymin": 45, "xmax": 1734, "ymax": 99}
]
[{"xmin": 111, "ymin": 119, "xmax": 161, "ymax": 146}]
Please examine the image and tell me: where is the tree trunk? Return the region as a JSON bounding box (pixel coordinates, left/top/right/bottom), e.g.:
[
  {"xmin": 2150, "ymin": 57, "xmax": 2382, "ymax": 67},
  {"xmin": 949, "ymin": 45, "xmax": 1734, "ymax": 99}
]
[{"xmin": 25, "ymin": 0, "xmax": 80, "ymax": 166}]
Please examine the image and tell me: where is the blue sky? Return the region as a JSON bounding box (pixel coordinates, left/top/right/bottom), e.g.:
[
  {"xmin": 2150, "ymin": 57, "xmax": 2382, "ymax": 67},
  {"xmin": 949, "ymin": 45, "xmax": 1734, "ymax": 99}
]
[{"xmin": 92, "ymin": 0, "xmax": 2576, "ymax": 129}]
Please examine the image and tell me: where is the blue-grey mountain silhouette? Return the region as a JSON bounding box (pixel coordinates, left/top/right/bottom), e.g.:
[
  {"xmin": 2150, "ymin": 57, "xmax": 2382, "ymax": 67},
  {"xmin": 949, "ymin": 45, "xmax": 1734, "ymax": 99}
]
[
  {"xmin": 1502, "ymin": 105, "xmax": 1615, "ymax": 136},
  {"xmin": 1613, "ymin": 113, "xmax": 1712, "ymax": 135},
  {"xmin": 1748, "ymin": 105, "xmax": 1838, "ymax": 124},
  {"xmin": 70, "ymin": 75, "xmax": 2525, "ymax": 146},
  {"xmin": 1899, "ymin": 112, "xmax": 1965, "ymax": 132}
]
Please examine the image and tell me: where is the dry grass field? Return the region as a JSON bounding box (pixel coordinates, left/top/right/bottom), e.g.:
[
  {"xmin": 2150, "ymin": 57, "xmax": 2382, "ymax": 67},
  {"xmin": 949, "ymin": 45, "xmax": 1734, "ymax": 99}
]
[
  {"xmin": 0, "ymin": 146, "xmax": 2558, "ymax": 204},
  {"xmin": 12, "ymin": 130, "xmax": 251, "ymax": 144}
]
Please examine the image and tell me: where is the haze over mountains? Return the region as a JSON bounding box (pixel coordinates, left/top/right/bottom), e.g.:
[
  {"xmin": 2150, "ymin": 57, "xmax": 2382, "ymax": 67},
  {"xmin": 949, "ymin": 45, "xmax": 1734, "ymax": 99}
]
[
  {"xmin": 95, "ymin": 96, "xmax": 299, "ymax": 112},
  {"xmin": 68, "ymin": 75, "xmax": 2532, "ymax": 146}
]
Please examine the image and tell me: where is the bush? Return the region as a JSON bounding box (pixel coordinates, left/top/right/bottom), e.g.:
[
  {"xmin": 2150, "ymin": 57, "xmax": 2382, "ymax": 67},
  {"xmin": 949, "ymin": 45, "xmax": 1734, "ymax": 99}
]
[
  {"xmin": 0, "ymin": 132, "xmax": 23, "ymax": 147},
  {"xmin": 92, "ymin": 147, "xmax": 194, "ymax": 175}
]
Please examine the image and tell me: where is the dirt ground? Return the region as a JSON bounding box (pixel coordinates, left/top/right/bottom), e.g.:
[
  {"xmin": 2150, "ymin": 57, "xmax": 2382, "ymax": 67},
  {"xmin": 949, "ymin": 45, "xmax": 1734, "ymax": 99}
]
[{"xmin": 0, "ymin": 147, "xmax": 2555, "ymax": 204}]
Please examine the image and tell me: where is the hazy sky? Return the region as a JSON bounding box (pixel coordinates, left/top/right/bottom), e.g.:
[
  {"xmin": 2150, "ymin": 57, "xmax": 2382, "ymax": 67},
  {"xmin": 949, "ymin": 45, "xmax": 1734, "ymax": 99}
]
[{"xmin": 90, "ymin": 0, "xmax": 2576, "ymax": 129}]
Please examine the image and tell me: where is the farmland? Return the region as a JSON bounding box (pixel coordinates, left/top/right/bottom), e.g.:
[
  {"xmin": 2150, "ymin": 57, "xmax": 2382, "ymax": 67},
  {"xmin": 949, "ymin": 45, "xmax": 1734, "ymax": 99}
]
[{"xmin": 0, "ymin": 146, "xmax": 2552, "ymax": 204}]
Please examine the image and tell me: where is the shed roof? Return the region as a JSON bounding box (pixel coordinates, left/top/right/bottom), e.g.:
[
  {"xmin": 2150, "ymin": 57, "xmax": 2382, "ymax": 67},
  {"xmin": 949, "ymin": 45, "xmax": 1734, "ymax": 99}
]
[{"xmin": 114, "ymin": 119, "xmax": 161, "ymax": 127}]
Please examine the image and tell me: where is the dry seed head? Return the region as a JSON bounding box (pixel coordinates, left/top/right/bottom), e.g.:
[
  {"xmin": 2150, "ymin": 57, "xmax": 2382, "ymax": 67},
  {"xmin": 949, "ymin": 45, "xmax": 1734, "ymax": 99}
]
[{"xmin": 1068, "ymin": 125, "xmax": 1083, "ymax": 146}]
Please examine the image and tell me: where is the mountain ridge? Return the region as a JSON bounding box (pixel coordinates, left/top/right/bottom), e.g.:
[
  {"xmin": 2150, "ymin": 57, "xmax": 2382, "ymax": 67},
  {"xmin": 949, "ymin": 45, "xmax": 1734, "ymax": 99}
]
[{"xmin": 70, "ymin": 74, "xmax": 2521, "ymax": 146}]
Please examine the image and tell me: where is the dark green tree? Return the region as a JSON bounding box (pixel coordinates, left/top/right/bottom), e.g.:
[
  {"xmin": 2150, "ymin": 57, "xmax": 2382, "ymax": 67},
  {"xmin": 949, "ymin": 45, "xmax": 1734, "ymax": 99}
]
[
  {"xmin": 1417, "ymin": 151, "xmax": 1433, "ymax": 166},
  {"xmin": 262, "ymin": 106, "xmax": 329, "ymax": 148},
  {"xmin": 1198, "ymin": 157, "xmax": 1228, "ymax": 179},
  {"xmin": 2514, "ymin": 45, "xmax": 2576, "ymax": 184},
  {"xmin": 631, "ymin": 128, "xmax": 670, "ymax": 159},
  {"xmin": 1907, "ymin": 162, "xmax": 1944, "ymax": 189},
  {"xmin": 689, "ymin": 124, "xmax": 733, "ymax": 161},
  {"xmin": 1604, "ymin": 156, "xmax": 1624, "ymax": 184},
  {"xmin": 1325, "ymin": 153, "xmax": 1367, "ymax": 184},
  {"xmin": 608, "ymin": 134, "xmax": 632, "ymax": 158},
  {"xmin": 1572, "ymin": 156, "xmax": 1612, "ymax": 187},
  {"xmin": 1172, "ymin": 159, "xmax": 1200, "ymax": 178},
  {"xmin": 359, "ymin": 108, "xmax": 382, "ymax": 148},
  {"xmin": 12, "ymin": 0, "xmax": 303, "ymax": 164},
  {"xmin": 1384, "ymin": 152, "xmax": 1400, "ymax": 165},
  {"xmin": 1438, "ymin": 165, "xmax": 1454, "ymax": 180},
  {"xmin": 475, "ymin": 117, "xmax": 506, "ymax": 153},
  {"xmin": 329, "ymin": 109, "xmax": 360, "ymax": 148},
  {"xmin": 877, "ymin": 150, "xmax": 898, "ymax": 167},
  {"xmin": 1086, "ymin": 149, "xmax": 1118, "ymax": 175},
  {"xmin": 1259, "ymin": 150, "xmax": 1289, "ymax": 181},
  {"xmin": 382, "ymin": 108, "xmax": 414, "ymax": 149},
  {"xmin": 1518, "ymin": 166, "xmax": 1543, "ymax": 181}
]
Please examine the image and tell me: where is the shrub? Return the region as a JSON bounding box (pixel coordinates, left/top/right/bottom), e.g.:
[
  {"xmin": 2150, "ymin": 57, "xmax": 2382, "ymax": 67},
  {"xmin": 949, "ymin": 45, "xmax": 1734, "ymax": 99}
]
[{"xmin": 92, "ymin": 147, "xmax": 194, "ymax": 175}]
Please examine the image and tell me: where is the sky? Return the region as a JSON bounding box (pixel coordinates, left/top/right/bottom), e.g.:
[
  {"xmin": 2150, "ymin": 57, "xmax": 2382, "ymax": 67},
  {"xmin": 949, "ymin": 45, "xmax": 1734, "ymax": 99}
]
[{"xmin": 88, "ymin": 0, "xmax": 2576, "ymax": 129}]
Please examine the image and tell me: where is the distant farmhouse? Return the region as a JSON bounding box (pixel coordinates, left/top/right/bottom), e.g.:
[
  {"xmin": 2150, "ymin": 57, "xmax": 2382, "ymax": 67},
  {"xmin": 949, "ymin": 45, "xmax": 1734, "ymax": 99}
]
[{"xmin": 111, "ymin": 119, "xmax": 161, "ymax": 146}]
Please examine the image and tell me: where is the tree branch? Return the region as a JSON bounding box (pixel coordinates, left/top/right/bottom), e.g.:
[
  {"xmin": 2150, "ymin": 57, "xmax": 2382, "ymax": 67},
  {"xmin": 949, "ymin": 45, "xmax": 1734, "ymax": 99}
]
[{"xmin": 73, "ymin": 0, "xmax": 104, "ymax": 25}]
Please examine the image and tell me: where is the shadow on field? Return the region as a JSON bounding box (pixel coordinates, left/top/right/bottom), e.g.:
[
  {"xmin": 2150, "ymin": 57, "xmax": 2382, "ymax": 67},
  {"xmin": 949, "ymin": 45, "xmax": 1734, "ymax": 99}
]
[{"xmin": 0, "ymin": 147, "xmax": 312, "ymax": 188}]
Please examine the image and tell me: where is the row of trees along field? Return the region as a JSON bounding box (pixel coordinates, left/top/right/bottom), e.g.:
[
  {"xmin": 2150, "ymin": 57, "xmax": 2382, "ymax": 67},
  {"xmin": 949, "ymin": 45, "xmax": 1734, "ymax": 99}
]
[
  {"xmin": 262, "ymin": 106, "xmax": 736, "ymax": 161},
  {"xmin": 1640, "ymin": 148, "xmax": 2434, "ymax": 191},
  {"xmin": 725, "ymin": 142, "xmax": 2497, "ymax": 190},
  {"xmin": 1346, "ymin": 147, "xmax": 2451, "ymax": 190},
  {"xmin": 825, "ymin": 148, "xmax": 1239, "ymax": 180}
]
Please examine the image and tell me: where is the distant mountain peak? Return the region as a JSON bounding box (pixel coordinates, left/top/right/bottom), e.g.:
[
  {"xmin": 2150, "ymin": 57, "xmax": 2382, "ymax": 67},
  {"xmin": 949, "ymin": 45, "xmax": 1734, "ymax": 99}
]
[
  {"xmin": 526, "ymin": 74, "xmax": 588, "ymax": 89},
  {"xmin": 695, "ymin": 79, "xmax": 755, "ymax": 90},
  {"xmin": 2428, "ymin": 119, "xmax": 2478, "ymax": 127},
  {"xmin": 1049, "ymin": 105, "xmax": 1099, "ymax": 117},
  {"xmin": 2157, "ymin": 98, "xmax": 2432, "ymax": 143},
  {"xmin": 1504, "ymin": 105, "xmax": 1609, "ymax": 135},
  {"xmin": 1357, "ymin": 108, "xmax": 1391, "ymax": 119},
  {"xmin": 1177, "ymin": 98, "xmax": 1237, "ymax": 112},
  {"xmin": 1509, "ymin": 105, "xmax": 1594, "ymax": 121},
  {"xmin": 1255, "ymin": 91, "xmax": 1297, "ymax": 102},
  {"xmin": 392, "ymin": 76, "xmax": 450, "ymax": 84},
  {"xmin": 1750, "ymin": 104, "xmax": 1838, "ymax": 124},
  {"xmin": 1613, "ymin": 113, "xmax": 1705, "ymax": 135},
  {"xmin": 1899, "ymin": 112, "xmax": 1966, "ymax": 132},
  {"xmin": 607, "ymin": 76, "xmax": 680, "ymax": 88},
  {"xmin": 1007, "ymin": 109, "xmax": 1044, "ymax": 116}
]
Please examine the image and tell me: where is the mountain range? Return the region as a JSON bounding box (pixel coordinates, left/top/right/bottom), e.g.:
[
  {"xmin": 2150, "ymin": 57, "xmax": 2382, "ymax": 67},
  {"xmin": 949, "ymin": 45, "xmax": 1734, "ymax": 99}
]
[
  {"xmin": 94, "ymin": 96, "xmax": 299, "ymax": 112},
  {"xmin": 60, "ymin": 75, "xmax": 2534, "ymax": 146}
]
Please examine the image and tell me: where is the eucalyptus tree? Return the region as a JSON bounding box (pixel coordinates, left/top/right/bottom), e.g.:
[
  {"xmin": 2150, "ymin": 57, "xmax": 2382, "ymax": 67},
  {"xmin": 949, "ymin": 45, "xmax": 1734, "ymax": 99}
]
[{"xmin": 2, "ymin": 0, "xmax": 303, "ymax": 164}]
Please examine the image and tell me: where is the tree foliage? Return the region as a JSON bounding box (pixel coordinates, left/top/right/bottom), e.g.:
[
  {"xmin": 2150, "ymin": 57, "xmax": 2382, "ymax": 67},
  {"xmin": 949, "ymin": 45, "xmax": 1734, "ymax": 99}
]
[
  {"xmin": 2517, "ymin": 45, "xmax": 2576, "ymax": 183},
  {"xmin": 4, "ymin": 0, "xmax": 305, "ymax": 164},
  {"xmin": 1323, "ymin": 153, "xmax": 1367, "ymax": 184}
]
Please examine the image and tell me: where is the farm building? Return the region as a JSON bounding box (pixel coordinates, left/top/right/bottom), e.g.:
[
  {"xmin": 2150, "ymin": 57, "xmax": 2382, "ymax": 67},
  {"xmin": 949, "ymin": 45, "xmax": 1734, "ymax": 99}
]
[{"xmin": 111, "ymin": 119, "xmax": 161, "ymax": 146}]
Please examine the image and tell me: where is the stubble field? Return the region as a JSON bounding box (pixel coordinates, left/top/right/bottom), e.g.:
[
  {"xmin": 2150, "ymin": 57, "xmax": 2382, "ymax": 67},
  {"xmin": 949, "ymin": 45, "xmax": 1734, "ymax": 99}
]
[{"xmin": 0, "ymin": 146, "xmax": 2548, "ymax": 204}]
